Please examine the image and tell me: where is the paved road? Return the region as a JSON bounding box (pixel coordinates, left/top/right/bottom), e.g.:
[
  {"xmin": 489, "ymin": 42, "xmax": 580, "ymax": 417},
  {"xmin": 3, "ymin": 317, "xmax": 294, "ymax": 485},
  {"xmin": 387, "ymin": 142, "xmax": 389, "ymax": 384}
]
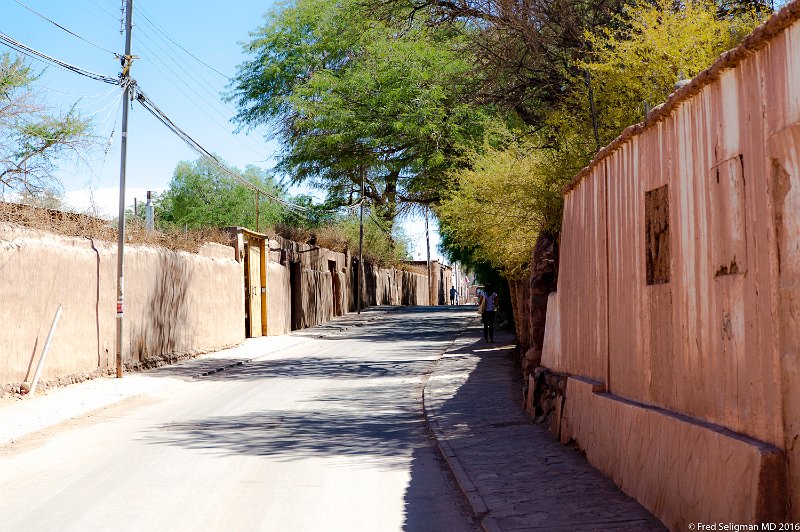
[{"xmin": 0, "ymin": 307, "xmax": 480, "ymax": 532}]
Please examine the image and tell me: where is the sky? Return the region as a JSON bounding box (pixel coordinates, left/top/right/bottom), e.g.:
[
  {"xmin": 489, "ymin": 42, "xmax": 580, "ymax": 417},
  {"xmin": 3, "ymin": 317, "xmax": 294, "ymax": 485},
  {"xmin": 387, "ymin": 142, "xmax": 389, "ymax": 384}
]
[{"xmin": 1, "ymin": 0, "xmax": 443, "ymax": 262}]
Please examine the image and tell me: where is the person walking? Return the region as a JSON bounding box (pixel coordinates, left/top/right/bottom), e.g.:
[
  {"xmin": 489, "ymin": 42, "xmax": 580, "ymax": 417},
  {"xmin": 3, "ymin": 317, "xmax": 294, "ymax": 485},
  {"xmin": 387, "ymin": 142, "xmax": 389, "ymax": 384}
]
[
  {"xmin": 478, "ymin": 286, "xmax": 498, "ymax": 342},
  {"xmin": 449, "ymin": 286, "xmax": 457, "ymax": 305}
]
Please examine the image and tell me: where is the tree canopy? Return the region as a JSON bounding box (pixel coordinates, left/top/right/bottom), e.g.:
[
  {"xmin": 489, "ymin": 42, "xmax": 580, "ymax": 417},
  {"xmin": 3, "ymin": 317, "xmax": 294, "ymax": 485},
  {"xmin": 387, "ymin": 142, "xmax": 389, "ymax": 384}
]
[
  {"xmin": 437, "ymin": 0, "xmax": 767, "ymax": 278},
  {"xmin": 155, "ymin": 157, "xmax": 289, "ymax": 231},
  {"xmin": 0, "ymin": 53, "xmax": 92, "ymax": 198},
  {"xmin": 229, "ymin": 0, "xmax": 490, "ymax": 226},
  {"xmin": 229, "ymin": 0, "xmax": 771, "ymax": 280}
]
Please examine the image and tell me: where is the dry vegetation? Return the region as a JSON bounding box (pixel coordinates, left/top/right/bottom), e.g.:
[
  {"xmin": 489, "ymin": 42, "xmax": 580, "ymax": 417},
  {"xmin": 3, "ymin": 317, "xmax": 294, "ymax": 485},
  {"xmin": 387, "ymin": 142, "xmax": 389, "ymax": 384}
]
[
  {"xmin": 0, "ymin": 202, "xmax": 428, "ymax": 272},
  {"xmin": 273, "ymin": 223, "xmax": 349, "ymax": 253},
  {"xmin": 0, "ymin": 202, "xmax": 231, "ymax": 253}
]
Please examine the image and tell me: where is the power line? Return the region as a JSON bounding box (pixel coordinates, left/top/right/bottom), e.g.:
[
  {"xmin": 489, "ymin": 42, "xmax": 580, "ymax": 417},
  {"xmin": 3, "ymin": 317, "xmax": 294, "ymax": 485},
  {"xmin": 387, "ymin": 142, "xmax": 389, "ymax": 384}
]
[
  {"xmin": 132, "ymin": 37, "xmax": 233, "ymax": 125},
  {"xmin": 83, "ymin": 0, "xmax": 119, "ymax": 20},
  {"xmin": 133, "ymin": 84, "xmax": 311, "ymax": 213},
  {"xmin": 369, "ymin": 212, "xmax": 394, "ymax": 236},
  {"xmin": 131, "ymin": 19, "xmax": 276, "ymax": 162},
  {"xmin": 135, "ymin": 4, "xmax": 231, "ymax": 80},
  {"xmin": 13, "ymin": 0, "xmax": 120, "ymax": 57},
  {"xmin": 136, "ymin": 84, "xmax": 365, "ymax": 217},
  {"xmin": 0, "ymin": 31, "xmax": 120, "ymax": 85},
  {"xmin": 0, "ymin": 31, "xmax": 355, "ymax": 219}
]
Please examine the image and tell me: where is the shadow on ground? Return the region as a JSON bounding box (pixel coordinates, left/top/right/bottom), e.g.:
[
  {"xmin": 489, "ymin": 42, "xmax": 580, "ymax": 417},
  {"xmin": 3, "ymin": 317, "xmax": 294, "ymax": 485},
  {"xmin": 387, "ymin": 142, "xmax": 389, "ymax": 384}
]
[
  {"xmin": 428, "ymin": 324, "xmax": 668, "ymax": 530},
  {"xmin": 148, "ymin": 307, "xmax": 473, "ymax": 382},
  {"xmin": 146, "ymin": 308, "xmax": 472, "ymax": 464}
]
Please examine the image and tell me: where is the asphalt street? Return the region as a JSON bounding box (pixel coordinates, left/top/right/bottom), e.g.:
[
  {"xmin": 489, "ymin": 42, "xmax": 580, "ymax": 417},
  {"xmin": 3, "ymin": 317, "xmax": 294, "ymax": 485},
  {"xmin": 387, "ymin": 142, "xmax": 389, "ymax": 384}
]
[{"xmin": 0, "ymin": 307, "xmax": 480, "ymax": 532}]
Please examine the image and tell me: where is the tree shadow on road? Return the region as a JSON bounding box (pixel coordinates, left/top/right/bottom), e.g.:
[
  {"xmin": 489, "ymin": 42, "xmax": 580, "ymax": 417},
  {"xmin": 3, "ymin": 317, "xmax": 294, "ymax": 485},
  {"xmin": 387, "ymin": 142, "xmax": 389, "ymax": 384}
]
[
  {"xmin": 145, "ymin": 372, "xmax": 431, "ymax": 466},
  {"xmin": 146, "ymin": 308, "xmax": 473, "ymax": 382}
]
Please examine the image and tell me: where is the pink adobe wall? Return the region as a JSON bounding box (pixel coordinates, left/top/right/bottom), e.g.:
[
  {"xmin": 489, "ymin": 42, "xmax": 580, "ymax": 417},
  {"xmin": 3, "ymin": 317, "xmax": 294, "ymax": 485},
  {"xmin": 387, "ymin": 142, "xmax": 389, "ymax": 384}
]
[{"xmin": 542, "ymin": 1, "xmax": 800, "ymax": 524}]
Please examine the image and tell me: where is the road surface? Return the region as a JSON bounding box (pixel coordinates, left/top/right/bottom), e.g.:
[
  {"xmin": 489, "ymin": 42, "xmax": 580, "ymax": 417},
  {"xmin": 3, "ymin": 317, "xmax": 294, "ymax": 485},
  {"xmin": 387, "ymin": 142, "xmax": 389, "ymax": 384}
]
[{"xmin": 0, "ymin": 307, "xmax": 479, "ymax": 532}]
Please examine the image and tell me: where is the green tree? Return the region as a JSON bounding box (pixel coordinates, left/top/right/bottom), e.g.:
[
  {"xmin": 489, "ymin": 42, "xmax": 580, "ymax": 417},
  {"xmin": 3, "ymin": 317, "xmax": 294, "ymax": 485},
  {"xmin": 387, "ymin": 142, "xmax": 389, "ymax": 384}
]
[
  {"xmin": 229, "ymin": 0, "xmax": 489, "ymax": 227},
  {"xmin": 156, "ymin": 157, "xmax": 289, "ymax": 230},
  {"xmin": 335, "ymin": 211, "xmax": 412, "ymax": 264},
  {"xmin": 0, "ymin": 53, "xmax": 92, "ymax": 196},
  {"xmin": 437, "ymin": 139, "xmax": 567, "ymax": 277},
  {"xmin": 569, "ymin": 0, "xmax": 766, "ymax": 148},
  {"xmin": 438, "ymin": 0, "xmax": 765, "ymax": 278}
]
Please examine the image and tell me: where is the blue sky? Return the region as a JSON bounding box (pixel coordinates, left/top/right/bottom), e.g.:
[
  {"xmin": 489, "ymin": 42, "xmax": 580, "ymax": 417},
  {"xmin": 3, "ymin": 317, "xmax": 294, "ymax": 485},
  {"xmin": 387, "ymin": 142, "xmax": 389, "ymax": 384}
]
[{"xmin": 2, "ymin": 0, "xmax": 442, "ymax": 261}]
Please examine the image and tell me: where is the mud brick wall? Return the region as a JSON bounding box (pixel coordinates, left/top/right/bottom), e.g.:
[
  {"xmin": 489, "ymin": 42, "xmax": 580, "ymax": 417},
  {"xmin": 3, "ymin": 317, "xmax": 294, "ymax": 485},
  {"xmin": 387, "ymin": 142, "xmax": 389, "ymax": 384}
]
[{"xmin": 0, "ymin": 223, "xmax": 244, "ymax": 391}]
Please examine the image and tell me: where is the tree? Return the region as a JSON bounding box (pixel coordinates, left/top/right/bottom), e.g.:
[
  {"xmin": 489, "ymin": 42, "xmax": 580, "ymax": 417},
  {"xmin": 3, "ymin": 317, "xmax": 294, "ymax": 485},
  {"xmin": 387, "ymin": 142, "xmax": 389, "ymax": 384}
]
[
  {"xmin": 0, "ymin": 53, "xmax": 92, "ymax": 197},
  {"xmin": 437, "ymin": 140, "xmax": 566, "ymax": 277},
  {"xmin": 156, "ymin": 157, "xmax": 290, "ymax": 230},
  {"xmin": 229, "ymin": 0, "xmax": 490, "ymax": 227},
  {"xmin": 372, "ymin": 0, "xmax": 770, "ymax": 129},
  {"xmin": 437, "ymin": 0, "xmax": 766, "ymax": 279},
  {"xmin": 569, "ymin": 0, "xmax": 766, "ymax": 147}
]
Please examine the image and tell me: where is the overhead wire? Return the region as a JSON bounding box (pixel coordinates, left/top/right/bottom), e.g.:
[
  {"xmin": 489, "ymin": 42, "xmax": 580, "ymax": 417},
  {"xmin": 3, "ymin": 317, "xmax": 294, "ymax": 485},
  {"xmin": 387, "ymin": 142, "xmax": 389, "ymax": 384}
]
[
  {"xmin": 131, "ymin": 37, "xmax": 235, "ymax": 126},
  {"xmin": 133, "ymin": 3, "xmax": 274, "ymax": 145},
  {"xmin": 131, "ymin": 11, "xmax": 273, "ymax": 159},
  {"xmin": 0, "ymin": 31, "xmax": 120, "ymax": 85},
  {"xmin": 135, "ymin": 85, "xmax": 367, "ymax": 216},
  {"xmin": 0, "ymin": 28, "xmax": 355, "ymax": 219},
  {"xmin": 133, "ymin": 85, "xmax": 311, "ymax": 213},
  {"xmin": 13, "ymin": 0, "xmax": 120, "ymax": 57},
  {"xmin": 134, "ymin": 4, "xmax": 230, "ymax": 80},
  {"xmin": 369, "ymin": 212, "xmax": 395, "ymax": 237},
  {"xmin": 83, "ymin": 0, "xmax": 119, "ymax": 21}
]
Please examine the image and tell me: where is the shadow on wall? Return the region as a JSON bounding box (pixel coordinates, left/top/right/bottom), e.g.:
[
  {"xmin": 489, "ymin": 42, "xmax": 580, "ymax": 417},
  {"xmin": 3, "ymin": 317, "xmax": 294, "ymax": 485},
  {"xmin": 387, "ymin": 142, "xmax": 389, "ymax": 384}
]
[
  {"xmin": 128, "ymin": 254, "xmax": 194, "ymax": 367},
  {"xmin": 402, "ymin": 271, "xmax": 420, "ymax": 306}
]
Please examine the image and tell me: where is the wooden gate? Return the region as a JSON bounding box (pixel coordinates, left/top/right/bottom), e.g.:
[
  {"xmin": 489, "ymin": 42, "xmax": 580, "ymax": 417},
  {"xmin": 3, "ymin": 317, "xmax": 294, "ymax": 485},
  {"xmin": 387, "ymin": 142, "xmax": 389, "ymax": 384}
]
[{"xmin": 233, "ymin": 228, "xmax": 268, "ymax": 338}]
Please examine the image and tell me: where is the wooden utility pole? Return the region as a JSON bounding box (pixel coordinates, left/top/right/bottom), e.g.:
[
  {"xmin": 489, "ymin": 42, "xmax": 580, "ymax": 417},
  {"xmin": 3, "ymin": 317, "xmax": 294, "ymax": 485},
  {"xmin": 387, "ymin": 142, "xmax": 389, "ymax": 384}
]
[
  {"xmin": 357, "ymin": 169, "xmax": 364, "ymax": 314},
  {"xmin": 115, "ymin": 0, "xmax": 133, "ymax": 378},
  {"xmin": 425, "ymin": 209, "xmax": 432, "ymax": 305}
]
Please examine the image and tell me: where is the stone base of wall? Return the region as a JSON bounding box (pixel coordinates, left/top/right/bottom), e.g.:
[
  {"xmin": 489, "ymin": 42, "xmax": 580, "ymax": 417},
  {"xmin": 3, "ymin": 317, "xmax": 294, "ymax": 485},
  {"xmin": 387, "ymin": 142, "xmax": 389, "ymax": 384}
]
[
  {"xmin": 562, "ymin": 376, "xmax": 786, "ymax": 529},
  {"xmin": 524, "ymin": 366, "xmax": 568, "ymax": 438}
]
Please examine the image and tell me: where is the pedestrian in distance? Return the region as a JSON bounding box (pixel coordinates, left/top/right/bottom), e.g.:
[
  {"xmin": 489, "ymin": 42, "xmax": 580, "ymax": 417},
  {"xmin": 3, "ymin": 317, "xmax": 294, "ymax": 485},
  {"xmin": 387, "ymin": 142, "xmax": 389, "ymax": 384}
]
[
  {"xmin": 449, "ymin": 286, "xmax": 457, "ymax": 305},
  {"xmin": 477, "ymin": 286, "xmax": 498, "ymax": 342}
]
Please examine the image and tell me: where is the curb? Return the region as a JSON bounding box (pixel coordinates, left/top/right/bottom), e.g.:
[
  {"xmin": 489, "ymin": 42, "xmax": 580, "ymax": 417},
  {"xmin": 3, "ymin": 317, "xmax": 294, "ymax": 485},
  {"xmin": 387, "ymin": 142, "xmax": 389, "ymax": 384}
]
[{"xmin": 422, "ymin": 318, "xmax": 503, "ymax": 532}]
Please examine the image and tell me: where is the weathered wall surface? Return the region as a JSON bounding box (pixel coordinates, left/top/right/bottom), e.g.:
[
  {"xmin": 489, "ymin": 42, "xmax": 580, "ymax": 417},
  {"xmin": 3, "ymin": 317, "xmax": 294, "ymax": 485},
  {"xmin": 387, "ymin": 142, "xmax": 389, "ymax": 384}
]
[
  {"xmin": 562, "ymin": 377, "xmax": 785, "ymax": 530},
  {"xmin": 0, "ymin": 224, "xmax": 244, "ymax": 390},
  {"xmin": 266, "ymin": 261, "xmax": 291, "ymax": 336},
  {"xmin": 540, "ymin": 3, "xmax": 800, "ymax": 525},
  {"xmin": 358, "ymin": 263, "xmax": 429, "ymax": 308},
  {"xmin": 3, "ymin": 223, "xmax": 434, "ymax": 391}
]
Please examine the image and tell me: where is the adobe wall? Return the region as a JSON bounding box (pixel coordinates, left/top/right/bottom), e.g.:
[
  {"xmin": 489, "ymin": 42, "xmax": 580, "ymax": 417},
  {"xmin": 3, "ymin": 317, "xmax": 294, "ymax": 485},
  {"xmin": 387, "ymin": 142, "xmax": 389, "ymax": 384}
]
[
  {"xmin": 0, "ymin": 223, "xmax": 244, "ymax": 391},
  {"xmin": 357, "ymin": 262, "xmax": 429, "ymax": 308},
  {"xmin": 266, "ymin": 261, "xmax": 291, "ymax": 336},
  {"xmin": 540, "ymin": 2, "xmax": 800, "ymax": 525},
  {"xmin": 2, "ymin": 223, "xmax": 433, "ymax": 392}
]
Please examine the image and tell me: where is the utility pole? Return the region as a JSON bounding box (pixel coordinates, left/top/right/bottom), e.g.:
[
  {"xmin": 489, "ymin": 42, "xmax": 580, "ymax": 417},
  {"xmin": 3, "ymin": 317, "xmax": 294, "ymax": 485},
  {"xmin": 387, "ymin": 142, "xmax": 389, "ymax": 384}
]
[
  {"xmin": 115, "ymin": 0, "xmax": 134, "ymax": 379},
  {"xmin": 357, "ymin": 169, "xmax": 364, "ymax": 314},
  {"xmin": 255, "ymin": 190, "xmax": 260, "ymax": 232},
  {"xmin": 145, "ymin": 190, "xmax": 154, "ymax": 230},
  {"xmin": 425, "ymin": 209, "xmax": 432, "ymax": 305}
]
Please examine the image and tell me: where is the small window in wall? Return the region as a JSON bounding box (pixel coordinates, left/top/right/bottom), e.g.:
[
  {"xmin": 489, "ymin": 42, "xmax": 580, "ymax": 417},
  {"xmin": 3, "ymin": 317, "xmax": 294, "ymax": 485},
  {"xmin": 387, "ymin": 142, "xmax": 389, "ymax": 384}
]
[
  {"xmin": 645, "ymin": 184, "xmax": 671, "ymax": 285},
  {"xmin": 709, "ymin": 155, "xmax": 747, "ymax": 277}
]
